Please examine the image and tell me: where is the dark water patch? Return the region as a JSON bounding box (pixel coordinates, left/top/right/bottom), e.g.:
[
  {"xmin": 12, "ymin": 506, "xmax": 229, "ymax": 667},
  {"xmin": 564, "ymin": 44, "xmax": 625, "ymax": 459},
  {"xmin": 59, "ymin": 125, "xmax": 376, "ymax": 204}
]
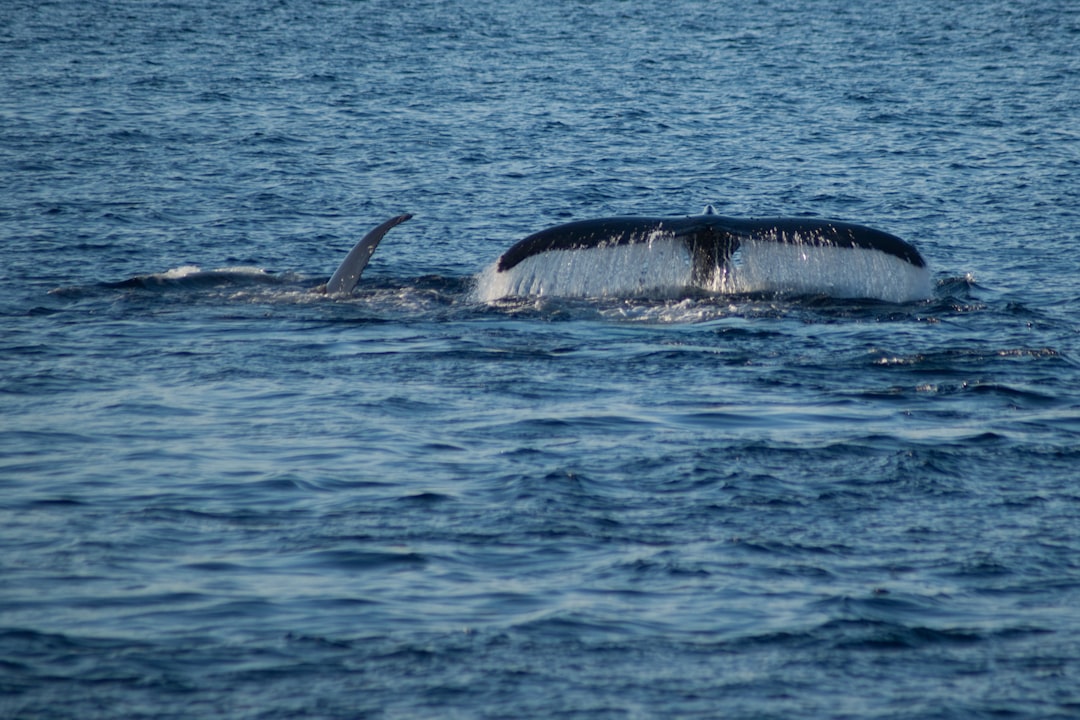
[
  {"xmin": 306, "ymin": 549, "xmax": 429, "ymax": 572},
  {"xmin": 126, "ymin": 505, "xmax": 300, "ymax": 530},
  {"xmin": 28, "ymin": 497, "xmax": 86, "ymax": 507},
  {"xmin": 397, "ymin": 491, "xmax": 456, "ymax": 504}
]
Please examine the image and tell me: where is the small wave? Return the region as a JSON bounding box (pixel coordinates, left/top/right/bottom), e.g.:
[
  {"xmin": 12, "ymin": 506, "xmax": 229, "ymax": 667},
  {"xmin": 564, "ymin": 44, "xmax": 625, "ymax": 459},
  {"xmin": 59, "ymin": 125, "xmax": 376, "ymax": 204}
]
[
  {"xmin": 938, "ymin": 272, "xmax": 981, "ymax": 293},
  {"xmin": 816, "ymin": 618, "xmax": 986, "ymax": 651}
]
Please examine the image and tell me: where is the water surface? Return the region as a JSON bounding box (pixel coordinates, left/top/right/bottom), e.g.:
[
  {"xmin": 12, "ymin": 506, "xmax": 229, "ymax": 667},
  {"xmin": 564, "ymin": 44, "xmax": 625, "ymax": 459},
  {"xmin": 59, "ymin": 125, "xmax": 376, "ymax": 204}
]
[{"xmin": 2, "ymin": 0, "xmax": 1079, "ymax": 717}]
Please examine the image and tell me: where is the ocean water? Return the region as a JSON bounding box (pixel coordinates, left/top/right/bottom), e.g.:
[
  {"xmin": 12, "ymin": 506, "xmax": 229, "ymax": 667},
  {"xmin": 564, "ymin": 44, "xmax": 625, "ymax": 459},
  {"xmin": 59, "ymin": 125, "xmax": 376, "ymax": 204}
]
[{"xmin": 3, "ymin": 0, "xmax": 1080, "ymax": 717}]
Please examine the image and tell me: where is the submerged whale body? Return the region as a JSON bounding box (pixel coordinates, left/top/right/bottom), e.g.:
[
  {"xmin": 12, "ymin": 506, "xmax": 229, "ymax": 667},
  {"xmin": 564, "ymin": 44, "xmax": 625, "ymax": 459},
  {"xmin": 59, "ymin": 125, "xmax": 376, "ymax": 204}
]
[
  {"xmin": 97, "ymin": 214, "xmax": 413, "ymax": 296},
  {"xmin": 479, "ymin": 212, "xmax": 932, "ymax": 303}
]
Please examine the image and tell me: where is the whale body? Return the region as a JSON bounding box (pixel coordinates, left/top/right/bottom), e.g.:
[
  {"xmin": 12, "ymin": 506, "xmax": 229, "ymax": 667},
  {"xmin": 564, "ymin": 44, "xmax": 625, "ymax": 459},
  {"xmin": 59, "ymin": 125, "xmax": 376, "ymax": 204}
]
[
  {"xmin": 477, "ymin": 211, "xmax": 932, "ymax": 303},
  {"xmin": 98, "ymin": 211, "xmax": 932, "ymax": 304}
]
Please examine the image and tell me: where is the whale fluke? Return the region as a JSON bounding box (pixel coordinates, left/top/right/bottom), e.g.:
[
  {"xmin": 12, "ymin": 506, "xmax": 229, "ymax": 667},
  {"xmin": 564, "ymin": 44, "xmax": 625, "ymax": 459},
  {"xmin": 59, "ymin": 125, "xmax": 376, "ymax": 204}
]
[
  {"xmin": 497, "ymin": 215, "xmax": 925, "ymax": 274},
  {"xmin": 486, "ymin": 213, "xmax": 931, "ymax": 302},
  {"xmin": 325, "ymin": 214, "xmax": 412, "ymax": 295}
]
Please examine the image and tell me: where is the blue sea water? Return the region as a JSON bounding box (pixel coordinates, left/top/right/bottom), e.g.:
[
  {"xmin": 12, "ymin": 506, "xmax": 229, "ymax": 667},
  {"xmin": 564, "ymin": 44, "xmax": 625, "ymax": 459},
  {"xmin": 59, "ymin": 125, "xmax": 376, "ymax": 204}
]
[{"xmin": 2, "ymin": 0, "xmax": 1080, "ymax": 717}]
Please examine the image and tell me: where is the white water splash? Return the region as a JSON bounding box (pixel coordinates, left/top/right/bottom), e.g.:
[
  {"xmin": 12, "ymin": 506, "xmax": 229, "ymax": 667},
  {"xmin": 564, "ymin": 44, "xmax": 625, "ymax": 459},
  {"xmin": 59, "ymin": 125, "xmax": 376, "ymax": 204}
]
[
  {"xmin": 159, "ymin": 264, "xmax": 205, "ymax": 279},
  {"xmin": 158, "ymin": 265, "xmax": 269, "ymax": 280}
]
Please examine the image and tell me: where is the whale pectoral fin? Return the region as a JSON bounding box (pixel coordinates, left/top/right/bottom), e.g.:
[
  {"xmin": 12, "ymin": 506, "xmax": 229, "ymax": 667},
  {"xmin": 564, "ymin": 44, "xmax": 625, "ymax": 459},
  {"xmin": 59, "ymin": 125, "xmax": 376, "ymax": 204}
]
[{"xmin": 324, "ymin": 214, "xmax": 412, "ymax": 295}]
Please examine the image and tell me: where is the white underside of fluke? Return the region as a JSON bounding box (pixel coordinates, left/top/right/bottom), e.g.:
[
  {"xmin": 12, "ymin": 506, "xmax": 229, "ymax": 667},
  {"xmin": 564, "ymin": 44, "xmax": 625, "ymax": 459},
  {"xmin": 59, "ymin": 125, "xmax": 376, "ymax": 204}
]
[
  {"xmin": 475, "ymin": 237, "xmax": 694, "ymax": 301},
  {"xmin": 721, "ymin": 240, "xmax": 933, "ymax": 303}
]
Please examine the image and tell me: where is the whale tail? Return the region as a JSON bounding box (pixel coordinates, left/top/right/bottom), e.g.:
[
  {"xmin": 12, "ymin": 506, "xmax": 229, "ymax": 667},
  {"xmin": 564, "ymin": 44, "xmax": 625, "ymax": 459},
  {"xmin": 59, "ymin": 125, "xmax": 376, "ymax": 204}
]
[
  {"xmin": 324, "ymin": 214, "xmax": 412, "ymax": 295},
  {"xmin": 487, "ymin": 213, "xmax": 930, "ymax": 302}
]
